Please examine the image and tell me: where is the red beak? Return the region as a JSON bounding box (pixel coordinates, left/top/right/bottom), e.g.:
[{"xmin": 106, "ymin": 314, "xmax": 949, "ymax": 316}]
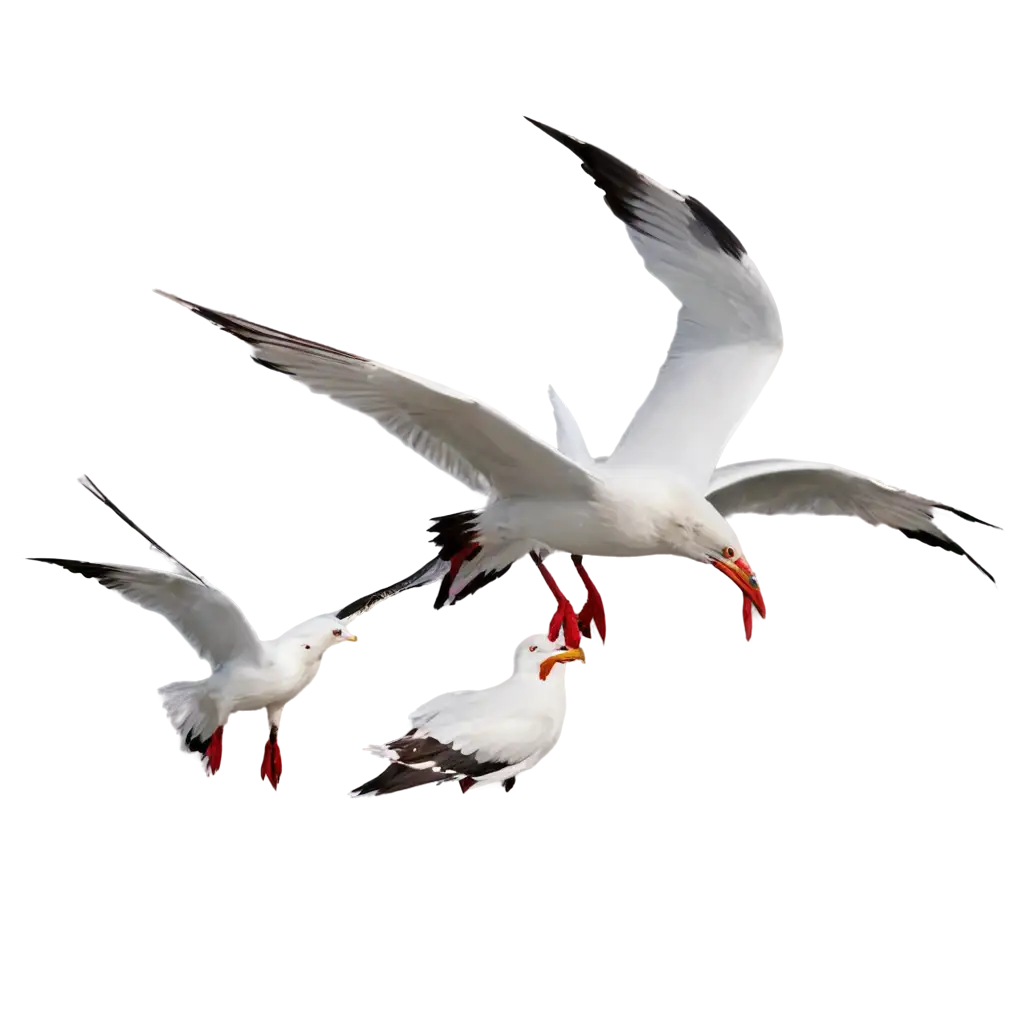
[{"xmin": 716, "ymin": 557, "xmax": 765, "ymax": 626}]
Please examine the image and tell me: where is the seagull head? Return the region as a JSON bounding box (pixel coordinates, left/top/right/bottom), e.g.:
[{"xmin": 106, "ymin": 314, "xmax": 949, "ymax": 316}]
[
  {"xmin": 285, "ymin": 614, "xmax": 358, "ymax": 656},
  {"xmin": 515, "ymin": 634, "xmax": 586, "ymax": 681}
]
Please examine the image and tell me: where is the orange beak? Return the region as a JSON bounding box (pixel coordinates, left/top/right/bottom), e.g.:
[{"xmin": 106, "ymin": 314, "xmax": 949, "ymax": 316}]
[
  {"xmin": 711, "ymin": 555, "xmax": 766, "ymax": 640},
  {"xmin": 539, "ymin": 647, "xmax": 586, "ymax": 680}
]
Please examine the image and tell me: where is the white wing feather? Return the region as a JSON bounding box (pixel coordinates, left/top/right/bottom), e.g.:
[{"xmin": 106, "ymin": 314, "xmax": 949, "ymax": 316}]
[
  {"xmin": 409, "ymin": 684, "xmax": 561, "ymax": 766},
  {"xmin": 528, "ymin": 119, "xmax": 782, "ymax": 490},
  {"xmin": 421, "ymin": 713, "xmax": 557, "ymax": 768},
  {"xmin": 598, "ymin": 187, "xmax": 778, "ymax": 491},
  {"xmin": 547, "ymin": 386, "xmax": 594, "ymax": 466},
  {"xmin": 89, "ymin": 561, "xmax": 264, "ymax": 671},
  {"xmin": 158, "ymin": 291, "xmax": 596, "ymax": 501}
]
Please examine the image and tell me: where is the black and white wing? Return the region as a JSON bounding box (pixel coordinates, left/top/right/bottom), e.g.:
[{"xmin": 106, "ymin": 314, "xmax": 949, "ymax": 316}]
[
  {"xmin": 706, "ymin": 459, "xmax": 996, "ymax": 581},
  {"xmin": 334, "ymin": 556, "xmax": 449, "ymax": 623},
  {"xmin": 157, "ymin": 291, "xmax": 597, "ymax": 502},
  {"xmin": 75, "ymin": 473, "xmax": 205, "ymax": 585},
  {"xmin": 24, "ymin": 557, "xmax": 266, "ymax": 667},
  {"xmin": 351, "ymin": 686, "xmax": 552, "ymax": 797},
  {"xmin": 528, "ymin": 118, "xmax": 782, "ymax": 491}
]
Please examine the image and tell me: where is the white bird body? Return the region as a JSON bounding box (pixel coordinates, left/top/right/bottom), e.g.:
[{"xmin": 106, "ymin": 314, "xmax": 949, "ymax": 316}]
[
  {"xmin": 352, "ymin": 635, "xmax": 584, "ymax": 796},
  {"xmin": 477, "ymin": 471, "xmax": 732, "ymax": 560}
]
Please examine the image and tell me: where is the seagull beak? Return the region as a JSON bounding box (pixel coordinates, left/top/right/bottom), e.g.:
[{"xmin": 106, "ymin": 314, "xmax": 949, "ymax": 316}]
[
  {"xmin": 710, "ymin": 556, "xmax": 766, "ymax": 639},
  {"xmin": 345, "ymin": 635, "xmax": 358, "ymax": 642},
  {"xmin": 539, "ymin": 648, "xmax": 586, "ymax": 680}
]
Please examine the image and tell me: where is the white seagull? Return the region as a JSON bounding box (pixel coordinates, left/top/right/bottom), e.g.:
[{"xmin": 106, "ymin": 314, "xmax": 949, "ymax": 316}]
[
  {"xmin": 351, "ymin": 633, "xmax": 585, "ymax": 797},
  {"xmin": 156, "ymin": 117, "xmax": 994, "ymax": 643},
  {"xmin": 32, "ymin": 476, "xmax": 444, "ymax": 787}
]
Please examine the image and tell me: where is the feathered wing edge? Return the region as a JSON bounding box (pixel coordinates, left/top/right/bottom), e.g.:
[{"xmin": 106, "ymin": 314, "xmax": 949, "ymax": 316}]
[
  {"xmin": 75, "ymin": 471, "xmax": 205, "ymax": 585},
  {"xmin": 155, "ymin": 289, "xmax": 599, "ymax": 502},
  {"xmin": 706, "ymin": 461, "xmax": 998, "ymax": 583}
]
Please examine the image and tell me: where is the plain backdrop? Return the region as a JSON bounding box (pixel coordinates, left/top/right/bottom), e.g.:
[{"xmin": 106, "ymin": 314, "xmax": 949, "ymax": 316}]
[{"xmin": 6, "ymin": 9, "xmax": 1024, "ymax": 1024}]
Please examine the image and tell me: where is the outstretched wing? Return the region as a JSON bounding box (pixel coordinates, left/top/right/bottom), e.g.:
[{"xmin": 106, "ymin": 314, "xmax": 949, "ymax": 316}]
[
  {"xmin": 334, "ymin": 556, "xmax": 449, "ymax": 623},
  {"xmin": 32, "ymin": 558, "xmax": 264, "ymax": 668},
  {"xmin": 706, "ymin": 459, "xmax": 996, "ymax": 581},
  {"xmin": 528, "ymin": 118, "xmax": 782, "ymax": 490},
  {"xmin": 157, "ymin": 291, "xmax": 597, "ymax": 501}
]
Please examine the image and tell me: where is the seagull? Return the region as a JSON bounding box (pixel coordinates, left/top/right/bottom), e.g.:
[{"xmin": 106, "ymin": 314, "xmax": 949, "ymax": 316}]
[
  {"xmin": 156, "ymin": 117, "xmax": 994, "ymax": 643},
  {"xmin": 32, "ymin": 476, "xmax": 445, "ymax": 788},
  {"xmin": 516, "ymin": 113, "xmax": 995, "ymax": 589},
  {"xmin": 350, "ymin": 633, "xmax": 585, "ymax": 797}
]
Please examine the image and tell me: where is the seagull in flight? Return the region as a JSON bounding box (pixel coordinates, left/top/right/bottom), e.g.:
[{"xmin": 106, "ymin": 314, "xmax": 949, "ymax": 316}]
[
  {"xmin": 156, "ymin": 117, "xmax": 994, "ymax": 643},
  {"xmin": 32, "ymin": 477, "xmax": 444, "ymax": 787}
]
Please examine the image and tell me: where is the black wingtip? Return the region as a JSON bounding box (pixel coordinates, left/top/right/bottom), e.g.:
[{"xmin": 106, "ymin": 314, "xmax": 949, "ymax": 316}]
[
  {"xmin": 526, "ymin": 117, "xmax": 748, "ymax": 263},
  {"xmin": 335, "ymin": 556, "xmax": 446, "ymax": 621},
  {"xmin": 182, "ymin": 305, "xmax": 296, "ymax": 382},
  {"xmin": 20, "ymin": 552, "xmax": 115, "ymax": 585},
  {"xmin": 73, "ymin": 471, "xmax": 205, "ymax": 585},
  {"xmin": 898, "ymin": 528, "xmax": 996, "ymax": 584},
  {"xmin": 520, "ymin": 112, "xmax": 577, "ymax": 146},
  {"xmin": 21, "ymin": 557, "xmax": 60, "ymax": 573},
  {"xmin": 937, "ymin": 501, "xmax": 991, "ymax": 532},
  {"xmin": 349, "ymin": 762, "xmax": 447, "ymax": 798}
]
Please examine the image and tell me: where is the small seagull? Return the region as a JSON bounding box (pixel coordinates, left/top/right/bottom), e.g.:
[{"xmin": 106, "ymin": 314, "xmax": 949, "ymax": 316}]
[
  {"xmin": 32, "ymin": 476, "xmax": 445, "ymax": 788},
  {"xmin": 351, "ymin": 633, "xmax": 585, "ymax": 797}
]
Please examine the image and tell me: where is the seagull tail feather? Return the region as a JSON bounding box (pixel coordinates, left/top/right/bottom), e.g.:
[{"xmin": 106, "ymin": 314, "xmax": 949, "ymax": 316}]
[
  {"xmin": 158, "ymin": 681, "xmax": 221, "ymax": 759},
  {"xmin": 426, "ymin": 510, "xmax": 529, "ymax": 607}
]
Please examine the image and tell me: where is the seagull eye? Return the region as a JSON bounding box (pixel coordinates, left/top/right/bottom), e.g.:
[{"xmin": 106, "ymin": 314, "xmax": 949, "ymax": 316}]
[
  {"xmin": 723, "ymin": 546, "xmax": 736, "ymax": 559},
  {"xmin": 332, "ymin": 629, "xmax": 342, "ymax": 637},
  {"xmin": 304, "ymin": 644, "xmax": 311, "ymax": 650},
  {"xmin": 529, "ymin": 645, "xmax": 538, "ymax": 652}
]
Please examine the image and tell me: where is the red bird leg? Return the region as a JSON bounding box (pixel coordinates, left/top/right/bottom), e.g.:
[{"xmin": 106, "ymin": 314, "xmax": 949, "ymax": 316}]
[
  {"xmin": 459, "ymin": 777, "xmax": 476, "ymax": 794},
  {"xmin": 260, "ymin": 725, "xmax": 283, "ymax": 790},
  {"xmin": 204, "ymin": 726, "xmax": 224, "ymax": 776},
  {"xmin": 571, "ymin": 555, "xmax": 606, "ymax": 643},
  {"xmin": 530, "ymin": 553, "xmax": 581, "ymax": 648},
  {"xmin": 743, "ymin": 593, "xmax": 753, "ymax": 642}
]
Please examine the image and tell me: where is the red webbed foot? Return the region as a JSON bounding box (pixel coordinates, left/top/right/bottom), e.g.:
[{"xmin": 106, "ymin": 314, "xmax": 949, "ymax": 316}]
[
  {"xmin": 569, "ymin": 561, "xmax": 606, "ymax": 638},
  {"xmin": 260, "ymin": 727, "xmax": 283, "ymax": 790},
  {"xmin": 531, "ymin": 552, "xmax": 582, "ymax": 647},
  {"xmin": 204, "ymin": 726, "xmax": 224, "ymax": 776}
]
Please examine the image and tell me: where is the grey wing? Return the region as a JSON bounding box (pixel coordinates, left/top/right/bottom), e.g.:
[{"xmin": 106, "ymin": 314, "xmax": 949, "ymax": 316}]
[
  {"xmin": 528, "ymin": 119, "xmax": 782, "ymax": 490},
  {"xmin": 32, "ymin": 559, "xmax": 264, "ymax": 667},
  {"xmin": 157, "ymin": 291, "xmax": 596, "ymax": 501},
  {"xmin": 706, "ymin": 459, "xmax": 997, "ymax": 581}
]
